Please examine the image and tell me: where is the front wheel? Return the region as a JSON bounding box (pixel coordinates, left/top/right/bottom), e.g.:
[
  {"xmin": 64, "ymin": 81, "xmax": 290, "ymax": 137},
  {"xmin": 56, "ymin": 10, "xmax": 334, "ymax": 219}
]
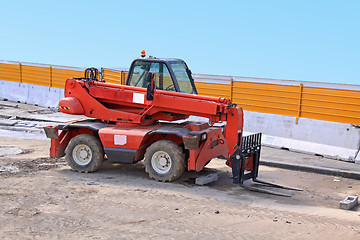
[
  {"xmin": 65, "ymin": 134, "xmax": 104, "ymax": 173},
  {"xmin": 144, "ymin": 140, "xmax": 186, "ymax": 182}
]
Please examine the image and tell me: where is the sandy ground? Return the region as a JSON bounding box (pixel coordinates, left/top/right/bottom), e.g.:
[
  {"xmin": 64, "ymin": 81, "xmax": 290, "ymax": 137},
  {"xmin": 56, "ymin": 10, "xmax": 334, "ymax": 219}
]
[{"xmin": 0, "ymin": 136, "xmax": 359, "ymax": 240}]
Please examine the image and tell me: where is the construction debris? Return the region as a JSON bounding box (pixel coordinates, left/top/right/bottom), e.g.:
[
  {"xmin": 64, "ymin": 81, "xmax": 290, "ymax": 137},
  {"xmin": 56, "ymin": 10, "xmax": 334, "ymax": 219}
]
[
  {"xmin": 339, "ymin": 195, "xmax": 358, "ymax": 210},
  {"xmin": 195, "ymin": 173, "xmax": 218, "ymax": 185}
]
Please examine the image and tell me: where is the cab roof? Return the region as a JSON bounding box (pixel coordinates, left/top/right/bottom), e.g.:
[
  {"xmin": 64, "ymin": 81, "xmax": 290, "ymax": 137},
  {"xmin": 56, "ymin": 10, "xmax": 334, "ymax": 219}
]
[{"xmin": 134, "ymin": 57, "xmax": 185, "ymax": 63}]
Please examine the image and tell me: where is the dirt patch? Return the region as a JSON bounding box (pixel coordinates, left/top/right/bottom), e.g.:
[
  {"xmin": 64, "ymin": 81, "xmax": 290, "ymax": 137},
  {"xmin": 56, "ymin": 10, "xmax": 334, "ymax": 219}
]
[
  {"xmin": 0, "ymin": 157, "xmax": 67, "ymax": 176},
  {"xmin": 0, "ymin": 136, "xmax": 359, "ymax": 239},
  {"xmin": 0, "ymin": 146, "xmax": 25, "ymax": 157}
]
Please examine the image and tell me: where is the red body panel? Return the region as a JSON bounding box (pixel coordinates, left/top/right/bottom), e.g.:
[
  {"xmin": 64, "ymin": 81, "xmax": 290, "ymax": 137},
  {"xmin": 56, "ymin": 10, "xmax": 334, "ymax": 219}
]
[
  {"xmin": 99, "ymin": 127, "xmax": 152, "ymax": 150},
  {"xmin": 49, "ymin": 127, "xmax": 93, "ymax": 158},
  {"xmin": 187, "ymin": 128, "xmax": 229, "ymax": 171},
  {"xmin": 58, "ymin": 97, "xmax": 84, "ymax": 115}
]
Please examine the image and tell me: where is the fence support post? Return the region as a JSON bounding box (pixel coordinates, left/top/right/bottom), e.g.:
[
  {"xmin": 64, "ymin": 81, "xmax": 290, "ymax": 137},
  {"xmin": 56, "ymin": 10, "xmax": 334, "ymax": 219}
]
[
  {"xmin": 296, "ymin": 83, "xmax": 303, "ymax": 124},
  {"xmin": 230, "ymin": 78, "xmax": 233, "ymax": 102},
  {"xmin": 121, "ymin": 71, "xmax": 125, "ymax": 85},
  {"xmin": 49, "ymin": 66, "xmax": 53, "ymax": 91},
  {"xmin": 19, "ymin": 63, "xmax": 22, "ymax": 87}
]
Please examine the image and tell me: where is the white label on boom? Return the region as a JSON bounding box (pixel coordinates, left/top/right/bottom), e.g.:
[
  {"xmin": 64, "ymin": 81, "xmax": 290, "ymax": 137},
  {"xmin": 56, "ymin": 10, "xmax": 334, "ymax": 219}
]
[{"xmin": 133, "ymin": 93, "xmax": 145, "ymax": 104}]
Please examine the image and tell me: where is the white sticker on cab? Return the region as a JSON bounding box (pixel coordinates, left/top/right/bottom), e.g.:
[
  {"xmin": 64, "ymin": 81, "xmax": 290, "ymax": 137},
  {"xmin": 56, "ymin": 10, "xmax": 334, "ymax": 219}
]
[
  {"xmin": 133, "ymin": 93, "xmax": 145, "ymax": 104},
  {"xmin": 114, "ymin": 135, "xmax": 127, "ymax": 145}
]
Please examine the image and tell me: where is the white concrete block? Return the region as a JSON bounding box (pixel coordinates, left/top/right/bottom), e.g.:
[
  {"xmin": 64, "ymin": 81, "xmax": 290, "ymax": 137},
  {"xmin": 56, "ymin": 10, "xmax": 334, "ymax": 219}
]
[
  {"xmin": 195, "ymin": 173, "xmax": 218, "ymax": 186},
  {"xmin": 340, "ymin": 196, "xmax": 358, "ymax": 210},
  {"xmin": 355, "ymin": 152, "xmax": 360, "ymax": 164},
  {"xmin": 247, "ymin": 131, "xmax": 358, "ymax": 162},
  {"xmin": 243, "ymin": 111, "xmax": 359, "ymax": 150},
  {"xmin": 26, "ymin": 84, "xmax": 60, "ymax": 108},
  {"xmin": 0, "ymin": 80, "xmax": 64, "ymax": 108},
  {"xmin": 243, "ymin": 111, "xmax": 360, "ymax": 162},
  {"xmin": 60, "ymin": 88, "xmax": 65, "ymax": 99},
  {"xmin": 0, "ymin": 80, "xmax": 28, "ymax": 103}
]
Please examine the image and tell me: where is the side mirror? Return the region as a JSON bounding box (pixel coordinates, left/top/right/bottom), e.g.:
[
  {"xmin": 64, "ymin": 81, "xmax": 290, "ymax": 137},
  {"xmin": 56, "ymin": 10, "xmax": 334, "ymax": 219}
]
[{"xmin": 146, "ymin": 72, "xmax": 156, "ymax": 101}]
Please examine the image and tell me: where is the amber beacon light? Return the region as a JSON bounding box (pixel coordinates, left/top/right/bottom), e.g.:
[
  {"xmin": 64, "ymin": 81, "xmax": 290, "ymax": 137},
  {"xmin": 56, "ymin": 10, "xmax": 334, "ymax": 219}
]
[{"xmin": 141, "ymin": 50, "xmax": 146, "ymax": 57}]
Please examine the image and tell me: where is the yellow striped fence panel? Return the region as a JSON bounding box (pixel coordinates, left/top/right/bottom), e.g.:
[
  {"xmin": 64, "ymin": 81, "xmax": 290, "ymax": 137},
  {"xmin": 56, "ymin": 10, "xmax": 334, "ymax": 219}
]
[
  {"xmin": 301, "ymin": 86, "xmax": 360, "ymax": 125},
  {"xmin": 22, "ymin": 65, "xmax": 51, "ymax": 86},
  {"xmin": 231, "ymin": 81, "xmax": 299, "ymax": 117},
  {"xmin": 51, "ymin": 67, "xmax": 83, "ymax": 89},
  {"xmin": 101, "ymin": 68, "xmax": 127, "ymax": 85},
  {"xmin": 0, "ymin": 62, "xmax": 21, "ymax": 83},
  {"xmin": 0, "ymin": 61, "xmax": 84, "ymax": 89},
  {"xmin": 196, "ymin": 82, "xmax": 231, "ymax": 99},
  {"xmin": 195, "ymin": 76, "xmax": 360, "ymax": 125}
]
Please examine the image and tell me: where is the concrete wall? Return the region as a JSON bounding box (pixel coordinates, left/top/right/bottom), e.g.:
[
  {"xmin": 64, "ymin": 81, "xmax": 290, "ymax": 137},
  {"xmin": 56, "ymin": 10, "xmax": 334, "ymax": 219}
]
[
  {"xmin": 0, "ymin": 80, "xmax": 63, "ymax": 108},
  {"xmin": 243, "ymin": 111, "xmax": 360, "ymax": 162}
]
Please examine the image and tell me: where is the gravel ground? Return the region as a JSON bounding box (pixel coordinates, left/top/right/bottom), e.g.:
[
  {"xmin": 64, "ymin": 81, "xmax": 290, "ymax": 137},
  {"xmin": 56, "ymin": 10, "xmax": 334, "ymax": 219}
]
[{"xmin": 0, "ymin": 100, "xmax": 359, "ymax": 239}]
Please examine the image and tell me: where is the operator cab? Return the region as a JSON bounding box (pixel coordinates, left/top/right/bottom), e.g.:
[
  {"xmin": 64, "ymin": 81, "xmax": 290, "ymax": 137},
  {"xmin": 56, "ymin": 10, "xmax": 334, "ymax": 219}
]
[{"xmin": 126, "ymin": 55, "xmax": 198, "ymax": 94}]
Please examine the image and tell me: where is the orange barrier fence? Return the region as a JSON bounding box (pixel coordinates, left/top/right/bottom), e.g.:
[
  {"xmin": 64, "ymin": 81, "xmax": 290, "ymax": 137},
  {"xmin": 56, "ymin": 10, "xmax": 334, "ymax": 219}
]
[
  {"xmin": 230, "ymin": 81, "xmax": 360, "ymax": 125},
  {"xmin": 1, "ymin": 60, "xmax": 359, "ymax": 125},
  {"xmin": 193, "ymin": 75, "xmax": 360, "ymax": 125},
  {"xmin": 101, "ymin": 68, "xmax": 128, "ymax": 85},
  {"xmin": 0, "ymin": 61, "xmax": 83, "ymax": 89}
]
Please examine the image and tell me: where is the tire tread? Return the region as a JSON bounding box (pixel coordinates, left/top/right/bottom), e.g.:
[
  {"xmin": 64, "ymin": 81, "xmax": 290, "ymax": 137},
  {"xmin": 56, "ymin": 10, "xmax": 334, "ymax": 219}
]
[
  {"xmin": 65, "ymin": 134, "xmax": 104, "ymax": 173},
  {"xmin": 144, "ymin": 140, "xmax": 185, "ymax": 182}
]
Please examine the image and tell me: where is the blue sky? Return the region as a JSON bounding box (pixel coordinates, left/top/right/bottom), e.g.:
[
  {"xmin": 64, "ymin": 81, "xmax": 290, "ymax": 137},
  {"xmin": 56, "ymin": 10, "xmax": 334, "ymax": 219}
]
[{"xmin": 1, "ymin": 0, "xmax": 359, "ymax": 85}]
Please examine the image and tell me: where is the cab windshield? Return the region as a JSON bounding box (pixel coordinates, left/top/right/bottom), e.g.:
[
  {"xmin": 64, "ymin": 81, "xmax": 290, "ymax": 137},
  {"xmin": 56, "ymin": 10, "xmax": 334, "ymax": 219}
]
[
  {"xmin": 170, "ymin": 62, "xmax": 196, "ymax": 94},
  {"xmin": 128, "ymin": 60, "xmax": 196, "ymax": 94},
  {"xmin": 128, "ymin": 61, "xmax": 175, "ymax": 91}
]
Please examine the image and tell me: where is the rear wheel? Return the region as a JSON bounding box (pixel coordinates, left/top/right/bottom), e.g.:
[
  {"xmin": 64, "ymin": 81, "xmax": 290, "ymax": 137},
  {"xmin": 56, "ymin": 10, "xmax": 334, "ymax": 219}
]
[
  {"xmin": 65, "ymin": 134, "xmax": 104, "ymax": 173},
  {"xmin": 144, "ymin": 140, "xmax": 185, "ymax": 182}
]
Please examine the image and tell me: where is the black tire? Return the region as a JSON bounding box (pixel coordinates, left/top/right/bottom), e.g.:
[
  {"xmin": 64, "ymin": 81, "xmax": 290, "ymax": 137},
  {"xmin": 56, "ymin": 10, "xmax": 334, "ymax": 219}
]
[
  {"xmin": 144, "ymin": 140, "xmax": 186, "ymax": 182},
  {"xmin": 65, "ymin": 134, "xmax": 104, "ymax": 173}
]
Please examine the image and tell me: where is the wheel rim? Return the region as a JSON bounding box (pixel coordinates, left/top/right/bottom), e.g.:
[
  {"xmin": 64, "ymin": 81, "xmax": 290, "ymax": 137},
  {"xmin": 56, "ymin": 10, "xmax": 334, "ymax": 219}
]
[
  {"xmin": 72, "ymin": 144, "xmax": 92, "ymax": 166},
  {"xmin": 151, "ymin": 151, "xmax": 172, "ymax": 174}
]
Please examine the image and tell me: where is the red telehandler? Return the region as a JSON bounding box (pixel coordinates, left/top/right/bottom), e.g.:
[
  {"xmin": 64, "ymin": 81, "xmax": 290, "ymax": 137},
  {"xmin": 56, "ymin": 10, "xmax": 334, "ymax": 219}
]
[{"xmin": 44, "ymin": 51, "xmax": 300, "ymax": 196}]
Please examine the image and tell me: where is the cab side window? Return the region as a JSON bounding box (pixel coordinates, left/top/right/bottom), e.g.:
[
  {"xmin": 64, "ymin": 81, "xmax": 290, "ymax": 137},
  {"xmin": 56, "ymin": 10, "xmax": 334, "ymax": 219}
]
[{"xmin": 157, "ymin": 63, "xmax": 174, "ymax": 91}]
